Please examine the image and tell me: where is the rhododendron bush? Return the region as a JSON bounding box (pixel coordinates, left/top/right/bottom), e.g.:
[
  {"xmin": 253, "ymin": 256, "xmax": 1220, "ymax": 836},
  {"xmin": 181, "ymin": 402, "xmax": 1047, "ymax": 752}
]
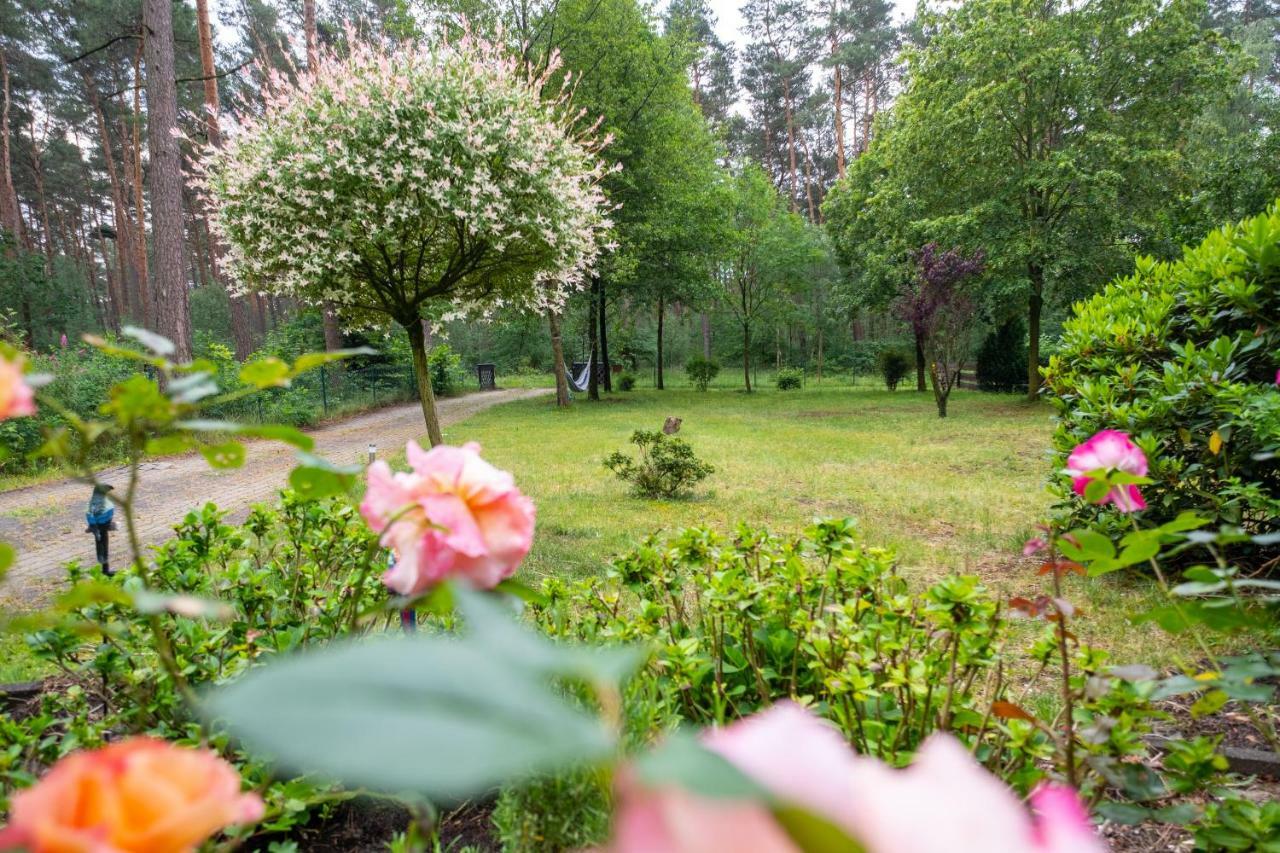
[
  {"xmin": 1044, "ymin": 203, "xmax": 1280, "ymax": 559},
  {"xmin": 200, "ymin": 34, "xmax": 611, "ymax": 444}
]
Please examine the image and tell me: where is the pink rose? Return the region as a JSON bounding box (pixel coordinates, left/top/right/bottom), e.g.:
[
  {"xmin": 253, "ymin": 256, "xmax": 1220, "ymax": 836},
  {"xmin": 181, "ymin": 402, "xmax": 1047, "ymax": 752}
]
[
  {"xmin": 606, "ymin": 703, "xmax": 1103, "ymax": 853},
  {"xmin": 1066, "ymin": 429, "xmax": 1147, "ymax": 512},
  {"xmin": 0, "ymin": 353, "xmax": 35, "ymax": 421},
  {"xmin": 0, "ymin": 737, "xmax": 263, "ymax": 853},
  {"xmin": 360, "ymin": 441, "xmax": 535, "ymax": 594},
  {"xmin": 843, "ymin": 736, "xmax": 1102, "ymax": 853}
]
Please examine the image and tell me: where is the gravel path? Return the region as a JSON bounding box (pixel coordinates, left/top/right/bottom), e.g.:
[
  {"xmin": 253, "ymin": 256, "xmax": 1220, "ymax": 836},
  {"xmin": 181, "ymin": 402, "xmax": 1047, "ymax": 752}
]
[{"xmin": 0, "ymin": 388, "xmax": 548, "ymax": 607}]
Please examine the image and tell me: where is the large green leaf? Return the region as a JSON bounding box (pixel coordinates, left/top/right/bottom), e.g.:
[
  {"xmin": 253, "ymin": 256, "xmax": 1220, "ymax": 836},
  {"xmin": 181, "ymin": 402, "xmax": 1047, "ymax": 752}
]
[{"xmin": 205, "ymin": 587, "xmax": 642, "ymax": 799}]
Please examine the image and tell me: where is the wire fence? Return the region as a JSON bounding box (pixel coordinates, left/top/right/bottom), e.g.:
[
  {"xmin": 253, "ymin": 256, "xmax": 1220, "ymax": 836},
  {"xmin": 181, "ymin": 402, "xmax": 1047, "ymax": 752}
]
[{"xmin": 207, "ymin": 362, "xmax": 421, "ymax": 427}]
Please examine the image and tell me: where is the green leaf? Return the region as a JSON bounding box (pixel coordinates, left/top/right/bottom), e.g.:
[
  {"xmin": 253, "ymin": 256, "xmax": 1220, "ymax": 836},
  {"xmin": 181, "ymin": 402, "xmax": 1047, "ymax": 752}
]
[
  {"xmin": 287, "ymin": 466, "xmax": 352, "ymax": 501},
  {"xmin": 633, "ymin": 732, "xmax": 768, "ymax": 800},
  {"xmin": 1116, "ymin": 537, "xmax": 1160, "ymax": 567},
  {"xmin": 200, "ymin": 441, "xmax": 246, "ymax": 470},
  {"xmin": 774, "ymin": 805, "xmax": 866, "ymax": 853},
  {"xmin": 0, "ymin": 541, "xmax": 13, "ymax": 579},
  {"xmin": 494, "ymin": 578, "xmax": 549, "ymax": 606},
  {"xmin": 122, "ymin": 326, "xmax": 176, "ymax": 356},
  {"xmin": 204, "ymin": 634, "xmax": 618, "ymax": 799},
  {"xmin": 1190, "ymin": 689, "xmax": 1228, "ymax": 718},
  {"xmin": 146, "ymin": 434, "xmax": 195, "ymax": 455},
  {"xmin": 239, "ymin": 358, "xmax": 292, "ymax": 389},
  {"xmin": 454, "ymin": 586, "xmax": 644, "ymax": 686},
  {"xmin": 1058, "ymin": 529, "xmax": 1115, "ymax": 561},
  {"xmin": 131, "ymin": 590, "xmax": 234, "ymax": 620},
  {"xmin": 178, "ymin": 420, "xmax": 314, "ymax": 452},
  {"xmin": 291, "ymin": 347, "xmax": 377, "ymax": 375},
  {"xmin": 1094, "ymin": 801, "xmax": 1150, "ymax": 825}
]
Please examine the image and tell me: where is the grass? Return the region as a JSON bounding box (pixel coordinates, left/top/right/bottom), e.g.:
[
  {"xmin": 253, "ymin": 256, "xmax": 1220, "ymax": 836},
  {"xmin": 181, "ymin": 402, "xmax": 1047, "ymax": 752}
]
[{"xmin": 429, "ymin": 376, "xmax": 1187, "ymax": 670}]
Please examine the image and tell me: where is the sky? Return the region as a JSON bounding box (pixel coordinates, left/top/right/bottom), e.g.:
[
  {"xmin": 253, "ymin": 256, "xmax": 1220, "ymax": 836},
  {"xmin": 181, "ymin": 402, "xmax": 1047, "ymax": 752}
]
[{"xmin": 701, "ymin": 0, "xmax": 919, "ymax": 49}]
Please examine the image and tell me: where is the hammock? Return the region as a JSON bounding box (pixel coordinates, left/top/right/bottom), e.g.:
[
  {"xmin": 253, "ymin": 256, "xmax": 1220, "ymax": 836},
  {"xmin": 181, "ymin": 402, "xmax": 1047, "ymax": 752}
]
[{"xmin": 567, "ymin": 358, "xmax": 592, "ymax": 393}]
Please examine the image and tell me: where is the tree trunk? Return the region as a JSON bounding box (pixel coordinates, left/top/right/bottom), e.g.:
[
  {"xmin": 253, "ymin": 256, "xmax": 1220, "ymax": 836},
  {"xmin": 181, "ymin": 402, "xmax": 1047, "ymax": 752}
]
[
  {"xmin": 816, "ymin": 322, "xmax": 824, "ymax": 381},
  {"xmin": 1027, "ymin": 264, "xmax": 1044, "ymax": 401},
  {"xmin": 742, "ymin": 324, "xmax": 752, "ymax": 393},
  {"xmin": 548, "ymin": 310, "xmax": 570, "ymax": 408},
  {"xmin": 0, "ymin": 53, "xmax": 22, "ymax": 250},
  {"xmin": 195, "ymin": 0, "xmax": 257, "ymax": 359},
  {"xmin": 598, "ymin": 276, "xmax": 611, "ymax": 392},
  {"xmin": 656, "ymin": 294, "xmax": 665, "ymax": 390},
  {"xmin": 304, "ymin": 0, "xmax": 319, "ymax": 65},
  {"xmin": 782, "ymin": 78, "xmax": 800, "ymax": 212},
  {"xmin": 144, "ymin": 0, "xmax": 192, "ymax": 359},
  {"xmin": 915, "ymin": 332, "xmax": 926, "ymax": 392},
  {"xmin": 128, "ymin": 42, "xmax": 150, "ymax": 320},
  {"xmin": 26, "ymin": 119, "xmax": 53, "ymax": 272},
  {"xmin": 928, "ymin": 359, "xmax": 950, "ymax": 417},
  {"xmin": 406, "ymin": 317, "xmax": 444, "ymax": 445},
  {"xmin": 587, "ymin": 277, "xmax": 600, "ymax": 401},
  {"xmin": 831, "ymin": 31, "xmax": 846, "ymax": 179},
  {"xmin": 85, "ymin": 74, "xmax": 142, "ymax": 322},
  {"xmin": 701, "ymin": 312, "xmax": 711, "ymax": 358}
]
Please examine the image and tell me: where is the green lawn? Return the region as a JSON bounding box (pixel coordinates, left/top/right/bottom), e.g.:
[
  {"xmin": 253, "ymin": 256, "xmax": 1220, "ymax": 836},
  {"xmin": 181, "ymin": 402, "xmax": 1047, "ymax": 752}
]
[{"xmin": 435, "ymin": 377, "xmax": 1181, "ymax": 669}]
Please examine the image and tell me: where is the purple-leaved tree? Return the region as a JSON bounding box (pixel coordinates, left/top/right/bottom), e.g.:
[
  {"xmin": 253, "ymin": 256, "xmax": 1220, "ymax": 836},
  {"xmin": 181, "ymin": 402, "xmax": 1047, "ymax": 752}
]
[{"xmin": 893, "ymin": 243, "xmax": 985, "ymax": 417}]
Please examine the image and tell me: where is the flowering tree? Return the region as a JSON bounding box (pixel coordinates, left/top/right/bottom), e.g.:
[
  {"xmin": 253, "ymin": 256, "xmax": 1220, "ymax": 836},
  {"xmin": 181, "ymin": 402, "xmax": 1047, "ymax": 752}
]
[
  {"xmin": 201, "ymin": 36, "xmax": 612, "ymax": 444},
  {"xmin": 893, "ymin": 243, "xmax": 985, "ymax": 417}
]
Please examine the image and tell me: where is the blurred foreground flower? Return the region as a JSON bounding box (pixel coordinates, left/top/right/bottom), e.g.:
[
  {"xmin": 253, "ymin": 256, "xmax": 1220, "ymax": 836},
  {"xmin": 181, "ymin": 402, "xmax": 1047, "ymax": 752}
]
[
  {"xmin": 361, "ymin": 441, "xmax": 535, "ymax": 594},
  {"xmin": 1067, "ymin": 429, "xmax": 1148, "ymax": 512},
  {"xmin": 0, "ymin": 352, "xmax": 35, "ymax": 421},
  {"xmin": 607, "ymin": 702, "xmax": 1102, "ymax": 853},
  {"xmin": 0, "ymin": 737, "xmax": 263, "ymax": 853}
]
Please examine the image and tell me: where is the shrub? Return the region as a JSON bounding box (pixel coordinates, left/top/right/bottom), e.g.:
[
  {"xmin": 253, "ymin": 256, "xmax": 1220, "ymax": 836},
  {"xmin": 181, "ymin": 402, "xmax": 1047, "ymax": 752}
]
[
  {"xmin": 603, "ymin": 430, "xmax": 713, "ymax": 498},
  {"xmin": 976, "ymin": 318, "xmax": 1027, "ymax": 393},
  {"xmin": 775, "ymin": 367, "xmax": 803, "ymax": 390},
  {"xmin": 533, "ymin": 521, "xmax": 1045, "ymax": 779},
  {"xmin": 684, "ymin": 356, "xmax": 720, "ymax": 391},
  {"xmin": 846, "ymin": 341, "xmax": 883, "ymax": 379},
  {"xmin": 1044, "ymin": 204, "xmax": 1280, "ymax": 549},
  {"xmin": 618, "ymin": 372, "xmax": 637, "ymax": 391},
  {"xmin": 428, "ymin": 343, "xmax": 464, "ymax": 396},
  {"xmin": 878, "ymin": 348, "xmax": 911, "ymax": 391}
]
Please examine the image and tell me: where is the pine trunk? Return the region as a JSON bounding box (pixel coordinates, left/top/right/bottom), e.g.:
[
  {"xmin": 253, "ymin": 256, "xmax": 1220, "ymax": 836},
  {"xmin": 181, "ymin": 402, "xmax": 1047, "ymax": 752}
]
[
  {"xmin": 144, "ymin": 0, "xmax": 192, "ymax": 359},
  {"xmin": 128, "ymin": 42, "xmax": 150, "ymax": 319},
  {"xmin": 831, "ymin": 30, "xmax": 846, "ymax": 179},
  {"xmin": 0, "ymin": 53, "xmax": 22, "ymax": 250},
  {"xmin": 85, "ymin": 74, "xmax": 142, "ymax": 322}
]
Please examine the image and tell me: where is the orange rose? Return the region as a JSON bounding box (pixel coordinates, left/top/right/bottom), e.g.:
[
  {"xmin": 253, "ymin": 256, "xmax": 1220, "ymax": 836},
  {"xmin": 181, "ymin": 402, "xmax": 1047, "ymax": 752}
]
[{"xmin": 0, "ymin": 738, "xmax": 264, "ymax": 853}]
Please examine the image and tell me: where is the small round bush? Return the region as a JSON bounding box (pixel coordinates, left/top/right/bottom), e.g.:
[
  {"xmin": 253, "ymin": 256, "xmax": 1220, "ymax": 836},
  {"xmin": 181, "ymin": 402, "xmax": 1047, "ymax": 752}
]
[
  {"xmin": 604, "ymin": 430, "xmax": 713, "ymax": 498},
  {"xmin": 775, "ymin": 367, "xmax": 803, "ymax": 390},
  {"xmin": 878, "ymin": 348, "xmax": 911, "ymax": 391},
  {"xmin": 685, "ymin": 356, "xmax": 720, "ymax": 391},
  {"xmin": 976, "ymin": 318, "xmax": 1027, "ymax": 393},
  {"xmin": 1045, "ymin": 203, "xmax": 1280, "ymax": 551},
  {"xmin": 618, "ymin": 372, "xmax": 637, "ymax": 391}
]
